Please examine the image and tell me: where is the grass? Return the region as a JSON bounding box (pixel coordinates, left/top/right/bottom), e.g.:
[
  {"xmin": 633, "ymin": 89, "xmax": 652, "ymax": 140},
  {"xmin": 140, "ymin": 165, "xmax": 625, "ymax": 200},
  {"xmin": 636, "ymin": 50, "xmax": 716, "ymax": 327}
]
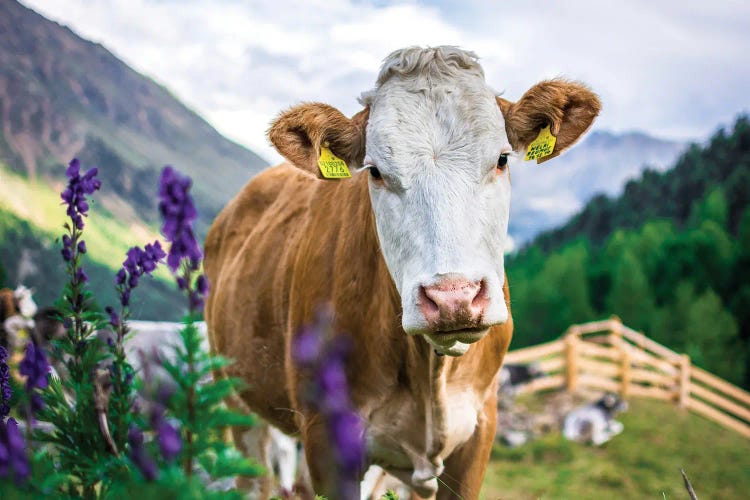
[
  {"xmin": 0, "ymin": 161, "xmax": 170, "ymax": 281},
  {"xmin": 0, "ymin": 161, "xmax": 185, "ymax": 319},
  {"xmin": 481, "ymin": 395, "xmax": 750, "ymax": 499}
]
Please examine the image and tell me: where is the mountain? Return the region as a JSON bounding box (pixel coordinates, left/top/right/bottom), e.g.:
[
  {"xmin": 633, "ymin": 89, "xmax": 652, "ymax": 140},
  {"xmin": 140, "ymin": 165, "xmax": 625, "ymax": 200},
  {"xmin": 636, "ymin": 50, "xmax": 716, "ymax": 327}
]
[
  {"xmin": 0, "ymin": 0, "xmax": 268, "ymax": 234},
  {"xmin": 509, "ymin": 130, "xmax": 686, "ymax": 244},
  {"xmin": 0, "ymin": 0, "xmax": 269, "ymax": 319}
]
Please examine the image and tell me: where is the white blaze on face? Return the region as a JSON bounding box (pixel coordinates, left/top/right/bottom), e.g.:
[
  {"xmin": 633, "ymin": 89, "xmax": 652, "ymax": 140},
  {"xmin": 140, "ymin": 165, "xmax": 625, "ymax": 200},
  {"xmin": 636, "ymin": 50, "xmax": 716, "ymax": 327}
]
[{"xmin": 360, "ymin": 48, "xmax": 511, "ymax": 353}]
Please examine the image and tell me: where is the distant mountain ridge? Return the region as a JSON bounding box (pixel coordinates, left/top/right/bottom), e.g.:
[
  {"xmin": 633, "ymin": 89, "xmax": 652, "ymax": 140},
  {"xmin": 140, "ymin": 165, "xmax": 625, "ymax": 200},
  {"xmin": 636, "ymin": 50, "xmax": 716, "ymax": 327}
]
[
  {"xmin": 0, "ymin": 0, "xmax": 268, "ymax": 235},
  {"xmin": 0, "ymin": 0, "xmax": 269, "ymax": 319},
  {"xmin": 509, "ymin": 129, "xmax": 686, "ymax": 244}
]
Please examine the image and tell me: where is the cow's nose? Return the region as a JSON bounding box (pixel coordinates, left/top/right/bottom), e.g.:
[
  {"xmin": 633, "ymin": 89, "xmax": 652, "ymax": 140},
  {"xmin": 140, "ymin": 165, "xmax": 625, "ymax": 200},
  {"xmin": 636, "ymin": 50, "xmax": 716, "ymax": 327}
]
[{"xmin": 418, "ymin": 277, "xmax": 488, "ymax": 328}]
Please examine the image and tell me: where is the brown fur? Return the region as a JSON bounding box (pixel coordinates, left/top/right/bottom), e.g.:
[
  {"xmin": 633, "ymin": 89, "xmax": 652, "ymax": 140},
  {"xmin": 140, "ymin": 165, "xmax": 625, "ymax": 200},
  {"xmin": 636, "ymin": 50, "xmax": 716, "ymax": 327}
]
[
  {"xmin": 206, "ymin": 78, "xmax": 598, "ymax": 498},
  {"xmin": 0, "ymin": 288, "xmax": 18, "ymax": 322},
  {"xmin": 498, "ymin": 78, "xmax": 601, "ymax": 163}
]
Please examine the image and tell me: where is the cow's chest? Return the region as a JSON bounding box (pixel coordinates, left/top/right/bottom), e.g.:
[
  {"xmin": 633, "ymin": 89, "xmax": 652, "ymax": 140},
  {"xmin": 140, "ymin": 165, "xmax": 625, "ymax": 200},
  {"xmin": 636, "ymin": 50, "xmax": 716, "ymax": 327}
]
[{"xmin": 363, "ymin": 384, "xmax": 482, "ymax": 495}]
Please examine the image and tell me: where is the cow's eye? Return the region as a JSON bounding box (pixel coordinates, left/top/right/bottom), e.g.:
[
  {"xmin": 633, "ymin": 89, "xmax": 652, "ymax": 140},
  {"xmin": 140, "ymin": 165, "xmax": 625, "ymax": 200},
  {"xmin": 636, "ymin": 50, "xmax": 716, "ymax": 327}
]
[
  {"xmin": 497, "ymin": 154, "xmax": 509, "ymax": 171},
  {"xmin": 369, "ymin": 167, "xmax": 382, "ymax": 180}
]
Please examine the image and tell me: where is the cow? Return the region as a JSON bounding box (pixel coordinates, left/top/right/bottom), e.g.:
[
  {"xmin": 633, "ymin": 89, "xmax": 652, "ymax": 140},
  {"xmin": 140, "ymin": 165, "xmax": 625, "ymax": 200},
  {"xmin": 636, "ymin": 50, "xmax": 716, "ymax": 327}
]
[
  {"xmin": 204, "ymin": 46, "xmax": 600, "ymax": 499},
  {"xmin": 563, "ymin": 392, "xmax": 628, "ymax": 446}
]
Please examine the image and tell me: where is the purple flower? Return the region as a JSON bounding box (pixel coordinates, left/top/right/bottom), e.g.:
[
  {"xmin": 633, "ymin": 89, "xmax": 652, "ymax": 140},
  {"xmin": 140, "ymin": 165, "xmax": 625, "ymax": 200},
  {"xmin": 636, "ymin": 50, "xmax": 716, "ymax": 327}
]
[
  {"xmin": 0, "ymin": 347, "xmax": 11, "ymax": 419},
  {"xmin": 74, "ymin": 267, "xmax": 88, "ymax": 285},
  {"xmin": 0, "ymin": 418, "xmax": 30, "ymax": 484},
  {"xmin": 115, "ymin": 268, "xmax": 127, "ymax": 285},
  {"xmin": 329, "ymin": 411, "xmax": 365, "ymax": 473},
  {"xmin": 292, "ymin": 307, "xmax": 365, "ymax": 484},
  {"xmin": 61, "ymin": 159, "xmax": 100, "ymax": 229},
  {"xmin": 128, "ymin": 426, "xmax": 159, "ymax": 481},
  {"xmin": 19, "ymin": 342, "xmax": 50, "ymax": 391},
  {"xmin": 105, "ymin": 306, "xmax": 120, "ymax": 328},
  {"xmin": 292, "ymin": 327, "xmax": 323, "ymax": 365},
  {"xmin": 158, "ymin": 166, "xmax": 201, "ymax": 271},
  {"xmin": 195, "ymin": 274, "xmax": 209, "ymax": 295},
  {"xmin": 112, "ymin": 240, "xmax": 166, "ymax": 315},
  {"xmin": 176, "ymin": 277, "xmax": 188, "ymax": 290},
  {"xmin": 77, "ymin": 240, "xmax": 87, "ymax": 254},
  {"xmin": 156, "ymin": 421, "xmax": 182, "ymax": 462}
]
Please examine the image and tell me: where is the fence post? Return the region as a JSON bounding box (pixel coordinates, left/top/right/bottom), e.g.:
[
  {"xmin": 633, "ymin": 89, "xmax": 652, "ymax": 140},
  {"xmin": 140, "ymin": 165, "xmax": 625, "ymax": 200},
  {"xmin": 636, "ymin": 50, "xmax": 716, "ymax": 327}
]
[
  {"xmin": 609, "ymin": 314, "xmax": 622, "ymax": 342},
  {"xmin": 620, "ymin": 348, "xmax": 631, "ymax": 399},
  {"xmin": 678, "ymin": 354, "xmax": 691, "ymax": 408},
  {"xmin": 565, "ymin": 333, "xmax": 579, "ymax": 393}
]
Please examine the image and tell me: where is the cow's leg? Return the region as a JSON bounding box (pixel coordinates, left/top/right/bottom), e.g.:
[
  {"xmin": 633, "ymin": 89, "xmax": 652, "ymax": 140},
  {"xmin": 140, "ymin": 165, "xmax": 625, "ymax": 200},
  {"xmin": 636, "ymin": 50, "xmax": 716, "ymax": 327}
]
[
  {"xmin": 232, "ymin": 422, "xmax": 274, "ymax": 498},
  {"xmin": 435, "ymin": 399, "xmax": 497, "ymax": 500},
  {"xmin": 268, "ymin": 426, "xmax": 298, "ymax": 494}
]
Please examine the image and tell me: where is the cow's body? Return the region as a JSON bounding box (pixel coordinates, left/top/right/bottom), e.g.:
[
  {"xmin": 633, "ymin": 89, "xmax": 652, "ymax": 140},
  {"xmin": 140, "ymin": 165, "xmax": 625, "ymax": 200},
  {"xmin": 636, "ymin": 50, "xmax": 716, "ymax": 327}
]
[
  {"xmin": 205, "ymin": 46, "xmax": 599, "ymax": 498},
  {"xmin": 205, "ymin": 164, "xmax": 511, "ymax": 497}
]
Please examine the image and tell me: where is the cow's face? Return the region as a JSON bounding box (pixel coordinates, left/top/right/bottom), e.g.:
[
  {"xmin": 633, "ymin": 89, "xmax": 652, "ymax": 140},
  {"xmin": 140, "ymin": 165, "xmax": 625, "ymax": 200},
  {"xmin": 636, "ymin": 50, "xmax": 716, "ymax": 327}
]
[
  {"xmin": 360, "ymin": 70, "xmax": 512, "ymax": 355},
  {"xmin": 269, "ymin": 47, "xmax": 600, "ymax": 355}
]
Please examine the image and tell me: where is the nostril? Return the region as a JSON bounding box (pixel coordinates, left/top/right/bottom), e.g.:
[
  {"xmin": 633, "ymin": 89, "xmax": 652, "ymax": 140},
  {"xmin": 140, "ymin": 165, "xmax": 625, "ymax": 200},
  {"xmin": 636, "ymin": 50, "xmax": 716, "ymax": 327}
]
[
  {"xmin": 419, "ymin": 286, "xmax": 439, "ymax": 314},
  {"xmin": 471, "ymin": 279, "xmax": 489, "ymax": 309}
]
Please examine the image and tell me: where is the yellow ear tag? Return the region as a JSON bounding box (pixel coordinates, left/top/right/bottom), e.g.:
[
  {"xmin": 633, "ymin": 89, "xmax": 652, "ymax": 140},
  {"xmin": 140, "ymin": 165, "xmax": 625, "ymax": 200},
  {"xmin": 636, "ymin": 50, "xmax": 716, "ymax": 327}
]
[
  {"xmin": 317, "ymin": 144, "xmax": 351, "ymax": 179},
  {"xmin": 524, "ymin": 125, "xmax": 557, "ymax": 163}
]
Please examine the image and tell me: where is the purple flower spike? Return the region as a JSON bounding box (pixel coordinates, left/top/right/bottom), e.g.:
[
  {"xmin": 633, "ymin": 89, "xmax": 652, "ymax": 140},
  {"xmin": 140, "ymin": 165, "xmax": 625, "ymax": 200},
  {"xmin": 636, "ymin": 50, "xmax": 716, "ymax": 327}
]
[
  {"xmin": 128, "ymin": 426, "xmax": 159, "ymax": 481},
  {"xmin": 0, "ymin": 347, "xmax": 11, "ymax": 419},
  {"xmin": 19, "ymin": 343, "xmax": 50, "ymax": 392},
  {"xmin": 105, "ymin": 306, "xmax": 120, "ymax": 328},
  {"xmin": 158, "ymin": 166, "xmax": 201, "ymax": 272},
  {"xmin": 293, "ymin": 307, "xmax": 365, "ymax": 486},
  {"xmin": 157, "ymin": 421, "xmax": 182, "ymax": 462},
  {"xmin": 195, "ymin": 275, "xmax": 209, "ymax": 295},
  {"xmin": 0, "ymin": 418, "xmax": 30, "ymax": 484},
  {"xmin": 111, "ymin": 239, "xmax": 166, "ymax": 320},
  {"xmin": 61, "ymin": 158, "xmax": 100, "ymax": 228}
]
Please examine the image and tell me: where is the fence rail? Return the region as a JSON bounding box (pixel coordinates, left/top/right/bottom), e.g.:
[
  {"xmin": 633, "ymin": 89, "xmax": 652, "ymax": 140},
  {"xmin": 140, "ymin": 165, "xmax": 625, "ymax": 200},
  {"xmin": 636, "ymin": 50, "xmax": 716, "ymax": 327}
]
[{"xmin": 504, "ymin": 317, "xmax": 750, "ymax": 439}]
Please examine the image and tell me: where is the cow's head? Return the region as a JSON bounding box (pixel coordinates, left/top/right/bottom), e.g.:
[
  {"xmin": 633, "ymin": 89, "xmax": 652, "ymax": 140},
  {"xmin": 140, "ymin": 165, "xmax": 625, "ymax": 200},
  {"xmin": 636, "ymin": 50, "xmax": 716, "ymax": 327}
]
[{"xmin": 269, "ymin": 47, "xmax": 600, "ymax": 355}]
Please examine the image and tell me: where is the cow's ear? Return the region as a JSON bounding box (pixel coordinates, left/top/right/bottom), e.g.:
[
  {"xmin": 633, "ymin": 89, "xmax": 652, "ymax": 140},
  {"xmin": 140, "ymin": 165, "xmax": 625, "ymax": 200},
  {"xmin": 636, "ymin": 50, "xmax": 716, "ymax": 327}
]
[
  {"xmin": 498, "ymin": 79, "xmax": 600, "ymax": 163},
  {"xmin": 268, "ymin": 103, "xmax": 369, "ymax": 177}
]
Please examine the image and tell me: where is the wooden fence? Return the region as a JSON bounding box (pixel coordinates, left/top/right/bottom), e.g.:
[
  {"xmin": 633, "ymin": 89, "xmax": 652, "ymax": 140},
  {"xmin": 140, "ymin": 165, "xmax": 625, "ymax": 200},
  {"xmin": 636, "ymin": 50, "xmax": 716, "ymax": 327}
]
[{"xmin": 503, "ymin": 317, "xmax": 750, "ymax": 439}]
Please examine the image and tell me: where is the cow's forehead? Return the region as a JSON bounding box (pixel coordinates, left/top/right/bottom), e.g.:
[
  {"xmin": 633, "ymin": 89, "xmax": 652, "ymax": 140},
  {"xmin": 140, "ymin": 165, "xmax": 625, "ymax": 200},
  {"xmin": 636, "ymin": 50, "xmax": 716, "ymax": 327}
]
[{"xmin": 365, "ymin": 80, "xmax": 508, "ymax": 176}]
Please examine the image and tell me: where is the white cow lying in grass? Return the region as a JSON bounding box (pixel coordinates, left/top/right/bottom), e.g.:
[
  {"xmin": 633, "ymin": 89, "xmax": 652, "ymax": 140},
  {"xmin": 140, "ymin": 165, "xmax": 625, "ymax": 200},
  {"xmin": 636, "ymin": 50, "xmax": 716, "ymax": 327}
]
[{"xmin": 563, "ymin": 392, "xmax": 628, "ymax": 446}]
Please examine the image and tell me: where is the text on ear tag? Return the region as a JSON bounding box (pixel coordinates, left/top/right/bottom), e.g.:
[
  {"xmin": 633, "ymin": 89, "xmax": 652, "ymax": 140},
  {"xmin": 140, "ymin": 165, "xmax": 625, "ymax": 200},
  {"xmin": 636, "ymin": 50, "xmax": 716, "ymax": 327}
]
[
  {"xmin": 317, "ymin": 145, "xmax": 351, "ymax": 179},
  {"xmin": 524, "ymin": 125, "xmax": 557, "ymax": 163}
]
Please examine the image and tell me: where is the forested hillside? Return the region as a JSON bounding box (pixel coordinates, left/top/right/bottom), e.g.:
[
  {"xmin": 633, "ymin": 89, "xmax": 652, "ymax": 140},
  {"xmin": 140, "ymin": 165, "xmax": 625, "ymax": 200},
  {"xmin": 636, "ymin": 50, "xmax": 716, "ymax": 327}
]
[{"xmin": 508, "ymin": 116, "xmax": 750, "ymax": 388}]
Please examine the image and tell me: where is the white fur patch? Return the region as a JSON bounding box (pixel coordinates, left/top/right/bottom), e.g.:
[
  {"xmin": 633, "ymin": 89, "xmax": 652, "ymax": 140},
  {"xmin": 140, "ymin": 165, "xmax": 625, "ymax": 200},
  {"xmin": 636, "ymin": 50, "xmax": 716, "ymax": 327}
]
[{"xmin": 360, "ymin": 47, "xmax": 512, "ymax": 338}]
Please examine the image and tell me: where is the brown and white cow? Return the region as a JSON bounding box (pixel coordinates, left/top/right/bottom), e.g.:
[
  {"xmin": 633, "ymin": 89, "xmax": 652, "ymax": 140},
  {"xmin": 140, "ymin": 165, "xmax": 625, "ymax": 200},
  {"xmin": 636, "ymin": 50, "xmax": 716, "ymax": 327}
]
[{"xmin": 204, "ymin": 46, "xmax": 599, "ymax": 498}]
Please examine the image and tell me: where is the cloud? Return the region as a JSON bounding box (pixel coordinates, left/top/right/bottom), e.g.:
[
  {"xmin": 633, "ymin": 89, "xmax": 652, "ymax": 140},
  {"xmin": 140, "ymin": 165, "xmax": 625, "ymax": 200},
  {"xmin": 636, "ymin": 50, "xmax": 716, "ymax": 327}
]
[{"xmin": 22, "ymin": 0, "xmax": 750, "ymax": 163}]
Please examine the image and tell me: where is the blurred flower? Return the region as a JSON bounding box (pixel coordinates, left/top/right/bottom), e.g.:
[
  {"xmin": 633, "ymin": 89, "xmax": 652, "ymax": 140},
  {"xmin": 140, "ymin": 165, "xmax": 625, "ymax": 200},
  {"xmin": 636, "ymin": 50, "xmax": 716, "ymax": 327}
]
[
  {"xmin": 0, "ymin": 347, "xmax": 11, "ymax": 419},
  {"xmin": 0, "ymin": 418, "xmax": 30, "ymax": 484},
  {"xmin": 19, "ymin": 342, "xmax": 50, "ymax": 418},
  {"xmin": 195, "ymin": 275, "xmax": 209, "ymax": 295},
  {"xmin": 19, "ymin": 343, "xmax": 50, "ymax": 391},
  {"xmin": 292, "ymin": 307, "xmax": 364, "ymax": 487},
  {"xmin": 156, "ymin": 421, "xmax": 182, "ymax": 462},
  {"xmin": 128, "ymin": 426, "xmax": 158, "ymax": 481},
  {"xmin": 158, "ymin": 166, "xmax": 201, "ymax": 271},
  {"xmin": 105, "ymin": 306, "xmax": 120, "ymax": 329}
]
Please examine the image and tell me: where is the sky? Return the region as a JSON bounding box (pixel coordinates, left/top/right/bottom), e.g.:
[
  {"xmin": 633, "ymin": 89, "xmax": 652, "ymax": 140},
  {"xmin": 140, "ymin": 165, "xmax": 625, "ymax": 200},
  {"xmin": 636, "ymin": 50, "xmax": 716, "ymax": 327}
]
[{"xmin": 22, "ymin": 0, "xmax": 750, "ymax": 164}]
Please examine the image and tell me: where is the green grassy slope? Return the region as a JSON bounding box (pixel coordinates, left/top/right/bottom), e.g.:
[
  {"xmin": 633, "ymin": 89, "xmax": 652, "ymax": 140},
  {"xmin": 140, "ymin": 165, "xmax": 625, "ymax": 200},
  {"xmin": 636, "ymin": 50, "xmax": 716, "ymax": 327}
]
[
  {"xmin": 0, "ymin": 162, "xmax": 184, "ymax": 319},
  {"xmin": 482, "ymin": 396, "xmax": 750, "ymax": 499}
]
